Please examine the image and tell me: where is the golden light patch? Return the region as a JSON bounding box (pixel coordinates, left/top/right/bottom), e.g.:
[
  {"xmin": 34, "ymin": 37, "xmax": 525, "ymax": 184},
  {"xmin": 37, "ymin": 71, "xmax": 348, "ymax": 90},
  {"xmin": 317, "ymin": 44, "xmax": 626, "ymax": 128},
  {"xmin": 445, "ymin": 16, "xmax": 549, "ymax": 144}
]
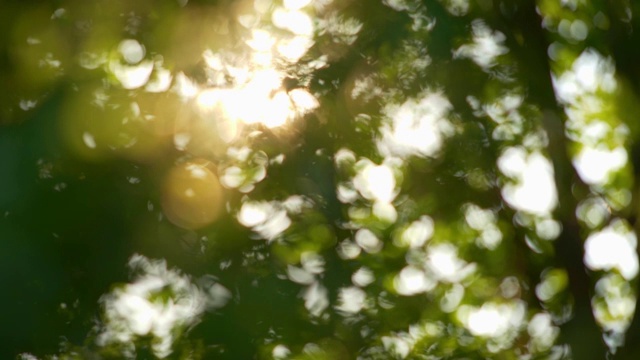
[{"xmin": 161, "ymin": 160, "xmax": 224, "ymax": 229}]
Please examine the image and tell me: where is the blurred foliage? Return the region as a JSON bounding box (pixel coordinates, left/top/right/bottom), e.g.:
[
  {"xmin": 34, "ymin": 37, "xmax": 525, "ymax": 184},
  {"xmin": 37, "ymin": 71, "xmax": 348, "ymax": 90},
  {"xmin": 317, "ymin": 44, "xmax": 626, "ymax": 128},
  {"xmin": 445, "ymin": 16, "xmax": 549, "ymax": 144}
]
[{"xmin": 3, "ymin": 0, "xmax": 640, "ymax": 359}]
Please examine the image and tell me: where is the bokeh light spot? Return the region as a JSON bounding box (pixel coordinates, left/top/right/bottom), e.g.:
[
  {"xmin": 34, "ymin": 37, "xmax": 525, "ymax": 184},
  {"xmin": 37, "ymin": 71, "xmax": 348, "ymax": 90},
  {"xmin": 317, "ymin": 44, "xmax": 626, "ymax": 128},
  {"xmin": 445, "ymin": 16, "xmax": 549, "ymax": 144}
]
[{"xmin": 161, "ymin": 160, "xmax": 224, "ymax": 229}]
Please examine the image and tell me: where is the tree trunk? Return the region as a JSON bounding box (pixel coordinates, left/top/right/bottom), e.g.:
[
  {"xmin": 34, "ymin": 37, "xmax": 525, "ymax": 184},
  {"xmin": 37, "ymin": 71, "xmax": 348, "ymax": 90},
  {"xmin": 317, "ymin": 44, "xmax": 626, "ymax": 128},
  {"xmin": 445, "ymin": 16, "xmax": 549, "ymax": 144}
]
[{"xmin": 487, "ymin": 1, "xmax": 607, "ymax": 358}]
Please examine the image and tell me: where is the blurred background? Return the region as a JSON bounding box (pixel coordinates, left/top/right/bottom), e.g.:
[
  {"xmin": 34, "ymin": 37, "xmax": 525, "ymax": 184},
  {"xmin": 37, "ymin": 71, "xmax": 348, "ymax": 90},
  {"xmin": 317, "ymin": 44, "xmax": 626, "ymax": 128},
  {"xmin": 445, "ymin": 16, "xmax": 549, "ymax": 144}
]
[{"xmin": 3, "ymin": 0, "xmax": 640, "ymax": 359}]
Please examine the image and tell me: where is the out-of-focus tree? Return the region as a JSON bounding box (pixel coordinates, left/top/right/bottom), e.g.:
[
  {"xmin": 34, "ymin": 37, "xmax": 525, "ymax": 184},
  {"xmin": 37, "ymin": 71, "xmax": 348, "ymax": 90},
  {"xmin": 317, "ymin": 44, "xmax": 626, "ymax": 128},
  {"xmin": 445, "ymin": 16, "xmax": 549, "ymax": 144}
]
[{"xmin": 3, "ymin": 0, "xmax": 640, "ymax": 359}]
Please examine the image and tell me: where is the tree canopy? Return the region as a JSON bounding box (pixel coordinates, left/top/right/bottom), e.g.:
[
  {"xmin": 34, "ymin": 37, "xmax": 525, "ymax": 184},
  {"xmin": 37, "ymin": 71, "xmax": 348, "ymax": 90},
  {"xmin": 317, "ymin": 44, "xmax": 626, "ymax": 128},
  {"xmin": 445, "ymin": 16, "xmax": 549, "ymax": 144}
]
[{"xmin": 3, "ymin": 0, "xmax": 640, "ymax": 359}]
